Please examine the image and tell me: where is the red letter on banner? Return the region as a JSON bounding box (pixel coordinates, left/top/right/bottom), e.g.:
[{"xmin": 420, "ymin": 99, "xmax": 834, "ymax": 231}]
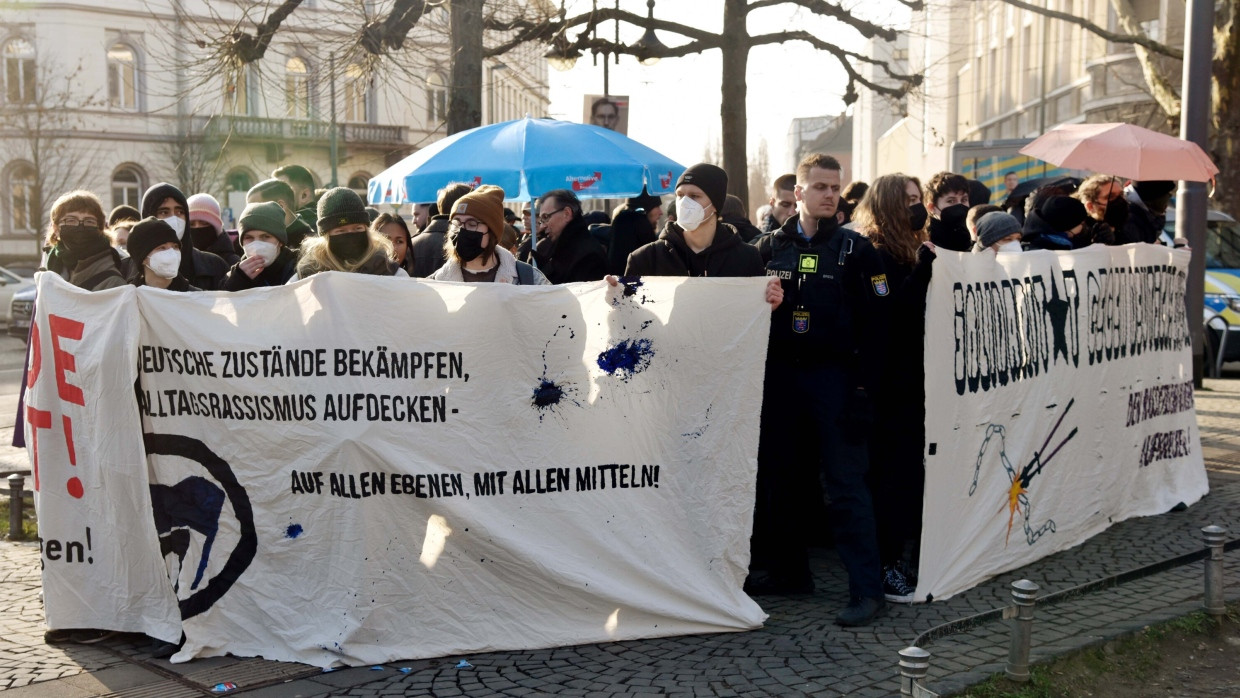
[{"xmin": 49, "ymin": 315, "xmax": 85, "ymax": 406}]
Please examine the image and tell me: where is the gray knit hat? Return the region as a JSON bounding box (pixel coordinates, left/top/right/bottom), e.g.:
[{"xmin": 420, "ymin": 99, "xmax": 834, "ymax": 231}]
[
  {"xmin": 976, "ymin": 212, "xmax": 1022, "ymax": 248},
  {"xmin": 316, "ymin": 187, "xmax": 370, "ymax": 233},
  {"xmin": 238, "ymin": 201, "xmax": 288, "ymax": 244}
]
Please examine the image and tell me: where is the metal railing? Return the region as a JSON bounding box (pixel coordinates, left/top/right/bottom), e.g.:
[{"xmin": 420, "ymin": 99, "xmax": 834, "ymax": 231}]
[{"xmin": 898, "ymin": 524, "xmax": 1232, "ymax": 695}]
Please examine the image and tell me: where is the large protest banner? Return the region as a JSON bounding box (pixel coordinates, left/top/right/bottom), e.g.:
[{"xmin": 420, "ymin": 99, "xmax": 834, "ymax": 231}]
[
  {"xmin": 31, "ymin": 273, "xmax": 770, "ymax": 667},
  {"xmin": 25, "ymin": 281, "xmax": 182, "ymax": 643},
  {"xmin": 918, "ymin": 244, "xmax": 1208, "ymax": 602}
]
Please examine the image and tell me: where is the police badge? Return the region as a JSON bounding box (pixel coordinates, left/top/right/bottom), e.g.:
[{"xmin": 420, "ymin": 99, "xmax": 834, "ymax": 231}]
[
  {"xmin": 871, "ymin": 274, "xmax": 889, "ymax": 296},
  {"xmin": 792, "ymin": 310, "xmax": 810, "ymax": 333}
]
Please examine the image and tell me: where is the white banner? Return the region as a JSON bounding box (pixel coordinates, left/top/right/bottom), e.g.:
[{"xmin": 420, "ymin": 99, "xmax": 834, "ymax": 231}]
[
  {"xmin": 918, "ymin": 244, "xmax": 1208, "ymax": 602},
  {"xmin": 32, "ymin": 273, "xmax": 770, "ymax": 666},
  {"xmin": 27, "ymin": 277, "xmax": 181, "ymax": 642}
]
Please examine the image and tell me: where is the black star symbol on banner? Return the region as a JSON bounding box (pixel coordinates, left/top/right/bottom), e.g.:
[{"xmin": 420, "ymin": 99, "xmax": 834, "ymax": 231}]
[{"xmin": 1044, "ymin": 276, "xmax": 1071, "ymax": 366}]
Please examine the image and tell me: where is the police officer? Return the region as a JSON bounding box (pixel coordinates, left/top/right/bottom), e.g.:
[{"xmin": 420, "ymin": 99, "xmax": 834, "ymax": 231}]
[{"xmin": 748, "ymin": 153, "xmax": 890, "ymax": 627}]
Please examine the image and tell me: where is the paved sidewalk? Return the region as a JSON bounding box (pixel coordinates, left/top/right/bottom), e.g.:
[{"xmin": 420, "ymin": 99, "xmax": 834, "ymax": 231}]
[{"xmin": 2, "ymin": 380, "xmax": 1239, "ymax": 697}]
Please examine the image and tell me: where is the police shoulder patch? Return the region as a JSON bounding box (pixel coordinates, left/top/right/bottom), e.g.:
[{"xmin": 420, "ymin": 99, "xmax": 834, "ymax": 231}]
[{"xmin": 871, "ymin": 273, "xmax": 889, "ymax": 296}]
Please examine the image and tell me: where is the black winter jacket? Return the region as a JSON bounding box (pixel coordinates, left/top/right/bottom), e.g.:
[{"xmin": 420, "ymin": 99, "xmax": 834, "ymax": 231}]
[
  {"xmin": 625, "ymin": 221, "xmax": 764, "ymax": 277},
  {"xmin": 409, "ymin": 216, "xmax": 449, "ymax": 278},
  {"xmin": 533, "ymin": 216, "xmax": 608, "ymax": 284}
]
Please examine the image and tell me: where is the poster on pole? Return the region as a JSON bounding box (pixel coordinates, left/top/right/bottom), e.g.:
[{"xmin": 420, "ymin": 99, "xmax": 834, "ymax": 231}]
[
  {"xmin": 917, "ymin": 244, "xmax": 1208, "ymax": 602},
  {"xmin": 583, "ymin": 94, "xmax": 629, "ymax": 134}
]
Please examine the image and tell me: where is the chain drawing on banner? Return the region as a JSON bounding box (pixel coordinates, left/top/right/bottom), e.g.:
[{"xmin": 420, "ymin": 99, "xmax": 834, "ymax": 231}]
[{"xmin": 969, "ymin": 398, "xmax": 1078, "ymax": 546}]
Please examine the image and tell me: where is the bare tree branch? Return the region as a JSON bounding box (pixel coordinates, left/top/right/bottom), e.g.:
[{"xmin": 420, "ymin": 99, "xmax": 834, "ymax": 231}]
[
  {"xmin": 998, "ymin": 0, "xmax": 1182, "ymax": 59},
  {"xmin": 218, "ymin": 0, "xmax": 304, "ymax": 63},
  {"xmin": 784, "ymin": 0, "xmax": 897, "ymax": 41}
]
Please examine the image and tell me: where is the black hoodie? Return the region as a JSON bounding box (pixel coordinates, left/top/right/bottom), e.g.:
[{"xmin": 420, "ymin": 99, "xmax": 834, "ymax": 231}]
[
  {"xmin": 625, "ymin": 221, "xmax": 764, "ymax": 277},
  {"xmin": 140, "ymin": 183, "xmax": 229, "ymax": 290}
]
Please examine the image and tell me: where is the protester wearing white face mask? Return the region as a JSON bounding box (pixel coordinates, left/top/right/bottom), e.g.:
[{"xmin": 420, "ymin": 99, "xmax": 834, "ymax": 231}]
[
  {"xmin": 973, "ymin": 211, "xmax": 1024, "ymax": 254},
  {"xmin": 126, "ymin": 217, "xmax": 199, "ymax": 291},
  {"xmin": 224, "ymin": 201, "xmax": 297, "ymax": 290},
  {"xmin": 624, "ymin": 164, "xmax": 776, "ymax": 303},
  {"xmin": 139, "ymin": 182, "xmax": 229, "ymax": 290}
]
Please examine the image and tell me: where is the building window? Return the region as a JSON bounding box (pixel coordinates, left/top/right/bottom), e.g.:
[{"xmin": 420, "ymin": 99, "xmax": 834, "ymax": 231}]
[
  {"xmin": 225, "ymin": 65, "xmax": 253, "ymax": 115},
  {"xmin": 426, "ymin": 72, "xmax": 446, "ymax": 124},
  {"xmin": 344, "ymin": 63, "xmax": 370, "ymax": 123},
  {"xmin": 111, "ymin": 165, "xmax": 144, "ymax": 210},
  {"xmin": 347, "ymin": 173, "xmax": 370, "ymax": 193},
  {"xmin": 107, "ymin": 43, "xmax": 138, "ymax": 110},
  {"xmin": 6, "ymin": 162, "xmax": 38, "ymax": 234},
  {"xmin": 225, "ymin": 169, "xmax": 254, "ymax": 194},
  {"xmin": 3, "ymin": 38, "xmax": 35, "ymax": 105},
  {"xmin": 285, "ymin": 56, "xmax": 312, "ymax": 119}
]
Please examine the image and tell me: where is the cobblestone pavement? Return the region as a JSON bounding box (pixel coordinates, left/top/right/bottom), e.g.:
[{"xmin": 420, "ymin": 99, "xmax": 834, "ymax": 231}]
[{"xmin": 2, "ymin": 380, "xmax": 1238, "ymax": 697}]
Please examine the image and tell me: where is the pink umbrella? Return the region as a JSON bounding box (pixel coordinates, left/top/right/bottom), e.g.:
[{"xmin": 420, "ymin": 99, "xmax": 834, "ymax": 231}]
[{"xmin": 1019, "ymin": 123, "xmax": 1218, "ymax": 183}]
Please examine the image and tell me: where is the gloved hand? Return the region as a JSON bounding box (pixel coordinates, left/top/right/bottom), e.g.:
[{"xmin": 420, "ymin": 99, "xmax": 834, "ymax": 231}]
[{"xmin": 838, "ymin": 388, "xmax": 874, "ymax": 443}]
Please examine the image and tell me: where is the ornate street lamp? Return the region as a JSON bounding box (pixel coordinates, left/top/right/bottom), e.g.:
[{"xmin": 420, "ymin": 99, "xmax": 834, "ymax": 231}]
[{"xmin": 630, "ymin": 0, "xmax": 666, "ymax": 66}]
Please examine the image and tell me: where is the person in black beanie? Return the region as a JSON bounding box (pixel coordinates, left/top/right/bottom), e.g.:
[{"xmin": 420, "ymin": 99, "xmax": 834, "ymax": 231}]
[
  {"xmin": 139, "ymin": 182, "xmax": 228, "ymax": 289},
  {"xmin": 1022, "ymin": 195, "xmax": 1088, "ymax": 251},
  {"xmin": 292, "ymin": 187, "xmax": 404, "ymax": 279},
  {"xmin": 127, "ymin": 217, "xmax": 198, "ymax": 291},
  {"xmin": 624, "ymin": 164, "xmax": 777, "ymax": 282}
]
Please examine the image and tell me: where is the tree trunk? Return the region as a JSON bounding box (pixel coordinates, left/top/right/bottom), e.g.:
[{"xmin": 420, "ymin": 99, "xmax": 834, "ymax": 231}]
[
  {"xmin": 1211, "ymin": 0, "xmax": 1240, "ymax": 216},
  {"xmin": 448, "ymin": 0, "xmax": 484, "ymax": 135},
  {"xmin": 719, "ymin": 0, "xmax": 749, "ymax": 205}
]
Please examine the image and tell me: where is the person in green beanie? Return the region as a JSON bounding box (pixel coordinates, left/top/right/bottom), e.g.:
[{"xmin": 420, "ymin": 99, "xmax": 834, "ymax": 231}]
[
  {"xmin": 291, "ymin": 187, "xmax": 405, "ymax": 281},
  {"xmin": 224, "ymin": 201, "xmax": 299, "ymax": 290}
]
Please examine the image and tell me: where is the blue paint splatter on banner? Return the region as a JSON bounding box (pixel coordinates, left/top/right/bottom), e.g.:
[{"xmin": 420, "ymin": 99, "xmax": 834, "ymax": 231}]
[
  {"xmin": 285, "ymin": 524, "xmax": 303, "ymax": 539},
  {"xmin": 532, "ymin": 379, "xmax": 565, "ymax": 408},
  {"xmin": 597, "ymin": 338, "xmax": 654, "ymax": 380},
  {"xmin": 619, "ymin": 276, "xmax": 643, "ymax": 297}
]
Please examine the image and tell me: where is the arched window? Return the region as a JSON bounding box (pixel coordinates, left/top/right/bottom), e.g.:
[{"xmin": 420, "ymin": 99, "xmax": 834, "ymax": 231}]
[
  {"xmin": 225, "ymin": 168, "xmax": 254, "ymax": 194},
  {"xmin": 5, "ymin": 162, "xmax": 39, "ymax": 234},
  {"xmin": 285, "ymin": 56, "xmax": 312, "ymax": 119},
  {"xmin": 347, "ymin": 173, "xmax": 371, "ymax": 191},
  {"xmin": 3, "ymin": 38, "xmax": 35, "ymax": 105},
  {"xmin": 111, "ymin": 165, "xmax": 144, "ymax": 209},
  {"xmin": 107, "ymin": 43, "xmax": 138, "ymax": 110},
  {"xmin": 344, "ymin": 63, "xmax": 370, "ymax": 123},
  {"xmin": 426, "ymin": 72, "xmax": 446, "ymax": 124}
]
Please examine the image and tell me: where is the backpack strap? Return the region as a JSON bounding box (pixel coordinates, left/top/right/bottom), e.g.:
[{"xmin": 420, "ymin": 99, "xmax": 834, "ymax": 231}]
[{"xmin": 514, "ymin": 261, "xmax": 535, "ymax": 285}]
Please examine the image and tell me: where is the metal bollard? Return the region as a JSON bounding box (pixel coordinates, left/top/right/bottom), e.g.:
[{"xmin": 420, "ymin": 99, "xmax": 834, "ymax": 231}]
[
  {"xmin": 898, "ymin": 646, "xmax": 937, "ymax": 696},
  {"xmin": 7, "ymin": 474, "xmax": 24, "ymax": 540},
  {"xmin": 1202, "ymin": 525, "xmax": 1227, "ymax": 616},
  {"xmin": 1005, "ymin": 579, "xmax": 1039, "ymax": 682}
]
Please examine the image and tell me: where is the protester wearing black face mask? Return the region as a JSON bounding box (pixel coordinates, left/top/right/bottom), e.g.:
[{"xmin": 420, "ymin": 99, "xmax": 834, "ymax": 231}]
[
  {"xmin": 43, "ymin": 190, "xmax": 127, "ymax": 291},
  {"xmin": 290, "ymin": 187, "xmax": 406, "ymax": 281},
  {"xmin": 922, "ymin": 171, "xmax": 973, "ymax": 252},
  {"xmin": 429, "ymin": 185, "xmax": 548, "ymax": 285},
  {"xmin": 1120, "ymin": 180, "xmax": 1176, "ymax": 245}
]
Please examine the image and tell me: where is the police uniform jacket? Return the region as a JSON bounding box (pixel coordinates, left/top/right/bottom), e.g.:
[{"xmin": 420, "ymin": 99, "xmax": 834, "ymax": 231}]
[{"xmin": 755, "ymin": 215, "xmax": 890, "ymax": 391}]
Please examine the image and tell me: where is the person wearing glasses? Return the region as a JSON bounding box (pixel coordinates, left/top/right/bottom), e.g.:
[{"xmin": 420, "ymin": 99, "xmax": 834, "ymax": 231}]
[
  {"xmin": 430, "ymin": 185, "xmax": 548, "ymax": 285},
  {"xmin": 42, "ymin": 190, "xmax": 128, "ymax": 291},
  {"xmin": 530, "ymin": 189, "xmax": 607, "ymax": 284},
  {"xmin": 291, "ymin": 187, "xmax": 405, "ymax": 280}
]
